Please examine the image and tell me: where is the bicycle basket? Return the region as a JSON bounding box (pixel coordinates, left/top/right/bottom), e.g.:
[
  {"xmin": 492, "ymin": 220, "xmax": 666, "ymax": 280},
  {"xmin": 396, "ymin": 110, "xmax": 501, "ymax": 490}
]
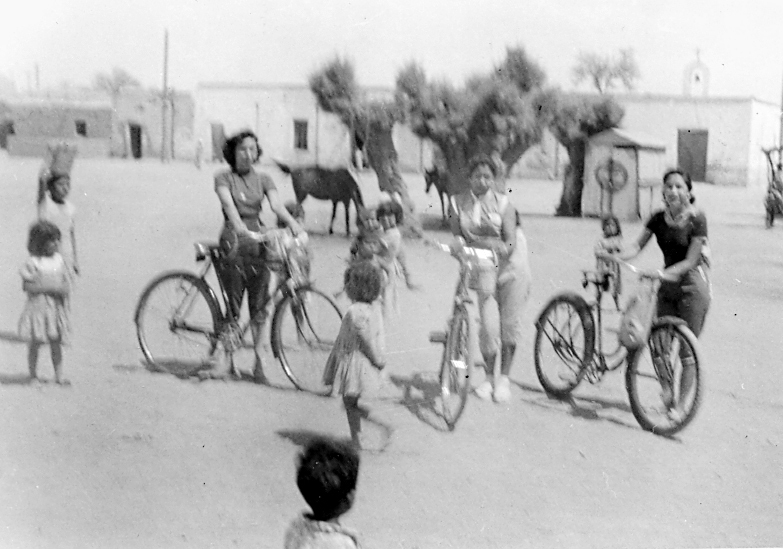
[{"xmin": 618, "ymin": 284, "xmax": 656, "ymax": 349}]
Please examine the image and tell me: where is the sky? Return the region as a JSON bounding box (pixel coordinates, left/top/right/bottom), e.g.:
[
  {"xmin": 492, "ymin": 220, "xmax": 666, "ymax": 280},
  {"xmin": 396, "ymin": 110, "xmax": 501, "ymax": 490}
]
[{"xmin": 3, "ymin": 0, "xmax": 783, "ymax": 104}]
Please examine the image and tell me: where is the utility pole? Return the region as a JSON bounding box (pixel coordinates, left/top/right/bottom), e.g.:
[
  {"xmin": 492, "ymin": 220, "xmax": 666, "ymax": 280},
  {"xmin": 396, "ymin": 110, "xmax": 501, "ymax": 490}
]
[{"xmin": 161, "ymin": 29, "xmax": 169, "ymax": 162}]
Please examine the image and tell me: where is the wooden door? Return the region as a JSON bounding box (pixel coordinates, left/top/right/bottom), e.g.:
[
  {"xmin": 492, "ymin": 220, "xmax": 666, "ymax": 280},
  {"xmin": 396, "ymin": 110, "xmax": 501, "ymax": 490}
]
[{"xmin": 677, "ymin": 129, "xmax": 708, "ymax": 181}]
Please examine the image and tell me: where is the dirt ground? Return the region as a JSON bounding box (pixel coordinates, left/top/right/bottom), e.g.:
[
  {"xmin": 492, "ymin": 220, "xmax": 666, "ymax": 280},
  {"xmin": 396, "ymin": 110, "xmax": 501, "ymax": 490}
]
[{"xmin": 0, "ymin": 155, "xmax": 781, "ymax": 549}]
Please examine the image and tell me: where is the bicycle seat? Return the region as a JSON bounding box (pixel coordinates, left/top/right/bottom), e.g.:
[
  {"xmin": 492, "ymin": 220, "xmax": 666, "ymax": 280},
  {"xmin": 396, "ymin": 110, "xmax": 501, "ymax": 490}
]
[{"xmin": 194, "ymin": 241, "xmax": 220, "ymax": 261}]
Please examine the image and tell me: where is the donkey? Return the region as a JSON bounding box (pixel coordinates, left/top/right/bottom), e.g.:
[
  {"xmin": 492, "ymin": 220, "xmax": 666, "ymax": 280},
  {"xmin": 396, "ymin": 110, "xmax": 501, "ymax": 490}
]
[
  {"xmin": 424, "ymin": 167, "xmax": 450, "ymax": 224},
  {"xmin": 274, "ymin": 161, "xmax": 365, "ymax": 236}
]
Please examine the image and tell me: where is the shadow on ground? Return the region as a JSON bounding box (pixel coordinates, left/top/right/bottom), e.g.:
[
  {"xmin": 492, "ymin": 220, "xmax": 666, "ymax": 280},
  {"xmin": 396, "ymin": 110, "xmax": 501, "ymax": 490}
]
[{"xmin": 389, "ymin": 372, "xmax": 450, "ymax": 433}]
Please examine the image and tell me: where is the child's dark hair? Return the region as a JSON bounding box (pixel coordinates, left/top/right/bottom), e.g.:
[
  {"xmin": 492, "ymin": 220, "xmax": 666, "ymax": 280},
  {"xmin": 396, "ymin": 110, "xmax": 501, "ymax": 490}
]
[
  {"xmin": 46, "ymin": 173, "xmax": 70, "ymax": 192},
  {"xmin": 344, "ymin": 261, "xmax": 383, "ymax": 303},
  {"xmin": 27, "ymin": 220, "xmax": 61, "ymax": 256},
  {"xmin": 278, "ymin": 200, "xmax": 305, "ymax": 228},
  {"xmin": 296, "ymin": 437, "xmax": 360, "ymax": 521},
  {"xmin": 376, "ymin": 200, "xmax": 404, "ymax": 225},
  {"xmin": 601, "ymin": 215, "xmax": 621, "ymax": 237}
]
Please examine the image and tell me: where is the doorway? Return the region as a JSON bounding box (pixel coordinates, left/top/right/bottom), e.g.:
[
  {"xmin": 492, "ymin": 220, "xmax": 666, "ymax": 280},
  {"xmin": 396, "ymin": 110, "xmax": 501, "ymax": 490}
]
[
  {"xmin": 129, "ymin": 124, "xmax": 143, "ymax": 159},
  {"xmin": 677, "ymin": 129, "xmax": 708, "ymax": 182}
]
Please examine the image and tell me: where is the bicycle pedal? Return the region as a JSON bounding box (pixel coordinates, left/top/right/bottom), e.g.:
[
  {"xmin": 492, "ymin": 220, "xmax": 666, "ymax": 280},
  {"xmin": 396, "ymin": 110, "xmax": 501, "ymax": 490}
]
[{"xmin": 429, "ymin": 331, "xmax": 447, "ymax": 344}]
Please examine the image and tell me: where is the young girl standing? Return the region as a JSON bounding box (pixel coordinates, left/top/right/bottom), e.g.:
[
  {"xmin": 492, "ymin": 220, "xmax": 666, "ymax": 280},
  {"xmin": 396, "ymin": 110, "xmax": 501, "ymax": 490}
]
[
  {"xmin": 38, "ymin": 170, "xmax": 79, "ymax": 280},
  {"xmin": 18, "ymin": 221, "xmax": 72, "ymax": 385},
  {"xmin": 323, "ymin": 261, "xmax": 392, "ymax": 451},
  {"xmin": 376, "ymin": 200, "xmax": 418, "ymax": 316}
]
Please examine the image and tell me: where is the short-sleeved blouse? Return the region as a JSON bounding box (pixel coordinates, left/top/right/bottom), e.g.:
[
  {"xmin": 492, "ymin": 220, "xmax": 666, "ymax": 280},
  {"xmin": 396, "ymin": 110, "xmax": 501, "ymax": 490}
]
[
  {"xmin": 214, "ymin": 169, "xmax": 276, "ymax": 232},
  {"xmin": 645, "ymin": 209, "xmax": 708, "ymax": 268}
]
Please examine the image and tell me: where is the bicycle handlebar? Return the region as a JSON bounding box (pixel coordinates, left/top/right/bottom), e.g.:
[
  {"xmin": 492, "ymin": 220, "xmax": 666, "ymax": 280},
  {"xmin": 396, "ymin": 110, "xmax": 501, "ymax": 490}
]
[
  {"xmin": 594, "ymin": 252, "xmax": 662, "ymax": 280},
  {"xmin": 427, "ymin": 237, "xmax": 496, "ymax": 264}
]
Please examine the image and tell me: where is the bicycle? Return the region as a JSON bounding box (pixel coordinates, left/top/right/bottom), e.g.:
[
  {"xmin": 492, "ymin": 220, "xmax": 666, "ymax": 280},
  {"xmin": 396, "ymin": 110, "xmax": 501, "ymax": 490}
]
[
  {"xmin": 427, "ymin": 238, "xmax": 495, "ymax": 430},
  {"xmin": 534, "ymin": 257, "xmax": 703, "ymax": 436},
  {"xmin": 133, "ymin": 229, "xmax": 343, "ymax": 395}
]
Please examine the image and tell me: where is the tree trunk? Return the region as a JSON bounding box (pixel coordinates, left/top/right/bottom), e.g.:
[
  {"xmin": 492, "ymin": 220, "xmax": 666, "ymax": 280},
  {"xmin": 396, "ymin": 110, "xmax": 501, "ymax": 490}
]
[
  {"xmin": 555, "ymin": 140, "xmax": 586, "ymax": 217},
  {"xmin": 365, "ymin": 122, "xmax": 423, "ymax": 237}
]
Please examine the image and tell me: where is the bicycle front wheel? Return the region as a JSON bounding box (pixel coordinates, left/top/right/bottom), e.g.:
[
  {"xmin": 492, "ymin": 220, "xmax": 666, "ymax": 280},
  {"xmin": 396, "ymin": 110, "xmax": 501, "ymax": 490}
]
[
  {"xmin": 625, "ymin": 320, "xmax": 703, "ymax": 436},
  {"xmin": 534, "ymin": 292, "xmax": 595, "ymax": 397},
  {"xmin": 134, "ymin": 271, "xmax": 221, "ymax": 376},
  {"xmin": 274, "ymin": 288, "xmax": 342, "ymax": 395},
  {"xmin": 440, "ymin": 305, "xmax": 474, "ymax": 430}
]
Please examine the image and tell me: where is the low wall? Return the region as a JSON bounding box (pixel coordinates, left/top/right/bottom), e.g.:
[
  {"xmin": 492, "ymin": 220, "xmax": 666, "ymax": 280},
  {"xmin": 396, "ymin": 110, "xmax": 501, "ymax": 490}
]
[{"xmin": 7, "ymin": 136, "xmax": 111, "ymax": 158}]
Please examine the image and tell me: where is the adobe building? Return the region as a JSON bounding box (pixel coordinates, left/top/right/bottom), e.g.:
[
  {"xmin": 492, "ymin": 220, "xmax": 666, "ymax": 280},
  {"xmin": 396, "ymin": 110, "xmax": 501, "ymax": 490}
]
[
  {"xmin": 194, "ymin": 82, "xmax": 431, "ymax": 170},
  {"xmin": 0, "ymin": 96, "xmax": 113, "ymax": 157},
  {"xmin": 616, "ymin": 57, "xmax": 780, "ymax": 187}
]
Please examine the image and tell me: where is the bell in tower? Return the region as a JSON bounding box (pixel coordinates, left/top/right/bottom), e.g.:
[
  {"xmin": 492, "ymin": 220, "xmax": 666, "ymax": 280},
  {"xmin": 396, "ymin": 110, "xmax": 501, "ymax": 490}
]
[{"xmin": 683, "ymin": 49, "xmax": 710, "ymax": 97}]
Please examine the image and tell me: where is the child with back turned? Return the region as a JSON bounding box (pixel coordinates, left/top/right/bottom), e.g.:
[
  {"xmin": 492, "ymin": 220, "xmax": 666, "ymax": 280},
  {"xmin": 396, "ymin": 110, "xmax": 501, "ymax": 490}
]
[
  {"xmin": 284, "ymin": 437, "xmax": 363, "ymax": 548},
  {"xmin": 18, "ymin": 221, "xmax": 72, "ymax": 385},
  {"xmin": 594, "ymin": 215, "xmax": 623, "ymax": 309},
  {"xmin": 323, "ymin": 261, "xmax": 392, "ymax": 451}
]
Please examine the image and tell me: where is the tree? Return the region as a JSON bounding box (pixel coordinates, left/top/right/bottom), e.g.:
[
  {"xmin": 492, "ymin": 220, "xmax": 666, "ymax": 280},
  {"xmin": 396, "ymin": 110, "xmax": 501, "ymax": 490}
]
[
  {"xmin": 397, "ymin": 46, "xmax": 551, "ymax": 195},
  {"xmin": 93, "ymin": 67, "xmax": 141, "ymax": 97},
  {"xmin": 549, "ymin": 94, "xmax": 624, "ymax": 216},
  {"xmin": 310, "ymin": 58, "xmax": 423, "ymax": 236},
  {"xmin": 571, "ymin": 48, "xmax": 640, "ymax": 94}
]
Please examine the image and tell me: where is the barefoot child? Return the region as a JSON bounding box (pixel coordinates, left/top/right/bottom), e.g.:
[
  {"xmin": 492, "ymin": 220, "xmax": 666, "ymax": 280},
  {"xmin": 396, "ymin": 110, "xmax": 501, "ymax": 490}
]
[
  {"xmin": 594, "ymin": 215, "xmax": 623, "ymax": 309},
  {"xmin": 323, "ymin": 261, "xmax": 391, "ymax": 451},
  {"xmin": 18, "ymin": 221, "xmax": 72, "ymax": 385},
  {"xmin": 284, "ymin": 437, "xmax": 363, "ymax": 548},
  {"xmin": 376, "ymin": 200, "xmax": 418, "ymax": 315}
]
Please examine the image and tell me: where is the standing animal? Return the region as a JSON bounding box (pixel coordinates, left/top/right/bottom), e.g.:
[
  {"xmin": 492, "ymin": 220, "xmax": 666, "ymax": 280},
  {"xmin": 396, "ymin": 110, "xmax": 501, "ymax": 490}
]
[
  {"xmin": 424, "ymin": 167, "xmax": 450, "ymax": 224},
  {"xmin": 274, "ymin": 161, "xmax": 364, "ymax": 236}
]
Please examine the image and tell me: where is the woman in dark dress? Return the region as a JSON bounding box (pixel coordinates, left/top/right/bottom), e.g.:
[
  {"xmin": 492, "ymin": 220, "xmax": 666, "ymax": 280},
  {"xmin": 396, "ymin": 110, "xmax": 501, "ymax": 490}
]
[{"xmin": 201, "ymin": 130, "xmax": 305, "ymax": 381}]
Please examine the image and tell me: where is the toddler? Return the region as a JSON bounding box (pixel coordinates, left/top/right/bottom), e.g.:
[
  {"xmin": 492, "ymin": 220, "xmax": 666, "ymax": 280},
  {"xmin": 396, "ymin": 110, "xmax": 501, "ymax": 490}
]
[
  {"xmin": 18, "ymin": 221, "xmax": 72, "ymax": 385},
  {"xmin": 323, "ymin": 261, "xmax": 391, "ymax": 451},
  {"xmin": 284, "ymin": 437, "xmax": 363, "ymax": 548},
  {"xmin": 595, "ymin": 215, "xmax": 623, "ymax": 309},
  {"xmin": 376, "ymin": 200, "xmax": 418, "ymax": 315}
]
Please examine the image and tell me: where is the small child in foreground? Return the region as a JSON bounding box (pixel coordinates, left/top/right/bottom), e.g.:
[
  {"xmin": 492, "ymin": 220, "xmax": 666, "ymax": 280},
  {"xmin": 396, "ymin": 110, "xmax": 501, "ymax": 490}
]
[
  {"xmin": 18, "ymin": 220, "xmax": 72, "ymax": 385},
  {"xmin": 284, "ymin": 437, "xmax": 363, "ymax": 549}
]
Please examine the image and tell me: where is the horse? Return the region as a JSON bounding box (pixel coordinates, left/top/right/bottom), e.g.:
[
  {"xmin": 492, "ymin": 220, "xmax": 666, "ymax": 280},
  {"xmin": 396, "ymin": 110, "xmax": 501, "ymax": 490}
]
[
  {"xmin": 424, "ymin": 167, "xmax": 450, "ymax": 224},
  {"xmin": 274, "ymin": 161, "xmax": 365, "ymax": 237}
]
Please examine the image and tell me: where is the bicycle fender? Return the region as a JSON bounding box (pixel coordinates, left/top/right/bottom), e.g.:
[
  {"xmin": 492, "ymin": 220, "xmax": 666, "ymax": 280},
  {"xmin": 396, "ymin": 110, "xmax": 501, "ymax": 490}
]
[
  {"xmin": 133, "ymin": 270, "xmax": 218, "ymax": 322},
  {"xmin": 534, "ymin": 291, "xmax": 592, "ymax": 329}
]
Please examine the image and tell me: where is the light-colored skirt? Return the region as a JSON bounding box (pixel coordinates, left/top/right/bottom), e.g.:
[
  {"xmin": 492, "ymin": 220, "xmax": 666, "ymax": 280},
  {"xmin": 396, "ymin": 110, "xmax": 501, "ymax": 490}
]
[{"xmin": 18, "ymin": 293, "xmax": 71, "ymax": 345}]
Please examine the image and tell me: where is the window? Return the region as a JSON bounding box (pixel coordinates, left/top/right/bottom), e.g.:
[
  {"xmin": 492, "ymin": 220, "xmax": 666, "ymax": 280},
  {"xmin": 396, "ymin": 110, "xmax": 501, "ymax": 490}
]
[
  {"xmin": 75, "ymin": 120, "xmax": 87, "ymax": 137},
  {"xmin": 5, "ymin": 121, "xmax": 14, "ymax": 135},
  {"xmin": 294, "ymin": 120, "xmax": 308, "ymax": 150}
]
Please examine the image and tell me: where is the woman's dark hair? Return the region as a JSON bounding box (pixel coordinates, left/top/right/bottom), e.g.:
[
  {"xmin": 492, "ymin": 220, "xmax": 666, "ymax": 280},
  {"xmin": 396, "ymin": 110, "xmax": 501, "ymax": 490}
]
[
  {"xmin": 376, "ymin": 199, "xmax": 404, "ymax": 225},
  {"xmin": 27, "ymin": 220, "xmax": 61, "ymax": 256},
  {"xmin": 468, "ymin": 153, "xmax": 499, "ymax": 179},
  {"xmin": 601, "ymin": 215, "xmax": 621, "ymax": 237},
  {"xmin": 222, "ymin": 130, "xmax": 262, "ymax": 171},
  {"xmin": 344, "ymin": 260, "xmax": 383, "ymax": 303},
  {"xmin": 296, "ymin": 437, "xmax": 360, "ymax": 521},
  {"xmin": 663, "ymin": 168, "xmax": 696, "ymax": 204}
]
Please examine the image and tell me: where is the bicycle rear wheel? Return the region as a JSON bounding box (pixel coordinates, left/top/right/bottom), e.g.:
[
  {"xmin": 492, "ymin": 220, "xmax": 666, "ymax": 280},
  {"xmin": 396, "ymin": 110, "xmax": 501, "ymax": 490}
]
[
  {"xmin": 534, "ymin": 292, "xmax": 595, "ymax": 397},
  {"xmin": 134, "ymin": 271, "xmax": 220, "ymax": 376},
  {"xmin": 439, "ymin": 305, "xmax": 474, "ymax": 430},
  {"xmin": 625, "ymin": 320, "xmax": 703, "ymax": 436},
  {"xmin": 274, "ymin": 287, "xmax": 342, "ymax": 395}
]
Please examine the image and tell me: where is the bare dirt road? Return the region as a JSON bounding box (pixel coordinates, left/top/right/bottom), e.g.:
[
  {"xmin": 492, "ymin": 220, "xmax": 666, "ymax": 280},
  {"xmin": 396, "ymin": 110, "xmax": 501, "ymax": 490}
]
[{"xmin": 1, "ymin": 157, "xmax": 781, "ymax": 548}]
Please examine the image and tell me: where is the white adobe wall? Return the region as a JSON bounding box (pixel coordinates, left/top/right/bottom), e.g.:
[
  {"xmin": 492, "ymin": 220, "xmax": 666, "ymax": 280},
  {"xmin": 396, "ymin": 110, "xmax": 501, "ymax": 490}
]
[
  {"xmin": 619, "ymin": 97, "xmax": 753, "ymax": 186},
  {"xmin": 748, "ymin": 99, "xmax": 781, "ymax": 187}
]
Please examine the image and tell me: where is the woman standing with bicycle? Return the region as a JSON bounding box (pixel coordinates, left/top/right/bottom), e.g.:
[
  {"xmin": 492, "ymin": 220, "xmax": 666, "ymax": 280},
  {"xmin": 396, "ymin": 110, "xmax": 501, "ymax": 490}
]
[
  {"xmin": 607, "ymin": 168, "xmax": 711, "ymax": 337},
  {"xmin": 200, "ymin": 130, "xmax": 305, "ymax": 381},
  {"xmin": 448, "ymin": 154, "xmax": 532, "ymax": 403}
]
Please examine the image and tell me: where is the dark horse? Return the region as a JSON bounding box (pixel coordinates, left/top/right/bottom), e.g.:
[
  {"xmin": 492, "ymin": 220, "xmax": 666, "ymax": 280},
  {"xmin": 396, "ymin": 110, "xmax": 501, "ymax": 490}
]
[
  {"xmin": 424, "ymin": 167, "xmax": 450, "ymax": 224},
  {"xmin": 274, "ymin": 161, "xmax": 365, "ymax": 236}
]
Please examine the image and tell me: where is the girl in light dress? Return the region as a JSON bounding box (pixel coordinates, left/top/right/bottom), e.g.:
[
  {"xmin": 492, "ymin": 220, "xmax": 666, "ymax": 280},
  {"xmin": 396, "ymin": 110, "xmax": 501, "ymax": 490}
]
[
  {"xmin": 18, "ymin": 221, "xmax": 72, "ymax": 385},
  {"xmin": 323, "ymin": 261, "xmax": 392, "ymax": 451}
]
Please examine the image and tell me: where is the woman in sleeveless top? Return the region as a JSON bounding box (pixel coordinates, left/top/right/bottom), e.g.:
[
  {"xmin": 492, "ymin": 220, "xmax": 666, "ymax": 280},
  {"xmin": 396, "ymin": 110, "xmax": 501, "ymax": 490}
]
[{"xmin": 449, "ymin": 154, "xmax": 532, "ymax": 403}]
